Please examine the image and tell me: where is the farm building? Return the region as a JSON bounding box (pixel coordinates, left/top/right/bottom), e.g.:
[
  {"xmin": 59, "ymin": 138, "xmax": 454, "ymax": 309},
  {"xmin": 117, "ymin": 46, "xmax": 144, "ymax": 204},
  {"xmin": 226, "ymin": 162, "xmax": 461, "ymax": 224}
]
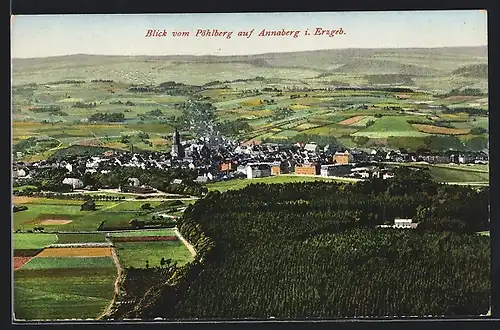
[
  {"xmin": 271, "ymin": 166, "xmax": 281, "ymax": 176},
  {"xmin": 320, "ymin": 164, "xmax": 352, "ymax": 177},
  {"xmin": 333, "ymin": 151, "xmax": 354, "ymax": 165},
  {"xmin": 62, "ymin": 177, "xmax": 84, "ymax": 189},
  {"xmin": 81, "ymin": 199, "xmax": 96, "ymax": 211},
  {"xmin": 246, "ymin": 163, "xmax": 272, "ymax": 179}
]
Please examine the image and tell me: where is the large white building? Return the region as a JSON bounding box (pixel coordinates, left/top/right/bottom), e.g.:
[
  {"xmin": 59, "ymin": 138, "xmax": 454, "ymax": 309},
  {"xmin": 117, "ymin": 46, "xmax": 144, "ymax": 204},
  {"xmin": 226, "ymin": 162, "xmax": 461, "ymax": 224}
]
[
  {"xmin": 62, "ymin": 178, "xmax": 84, "ymax": 189},
  {"xmin": 320, "ymin": 164, "xmax": 352, "ymax": 177},
  {"xmin": 246, "ymin": 163, "xmax": 272, "ymax": 179}
]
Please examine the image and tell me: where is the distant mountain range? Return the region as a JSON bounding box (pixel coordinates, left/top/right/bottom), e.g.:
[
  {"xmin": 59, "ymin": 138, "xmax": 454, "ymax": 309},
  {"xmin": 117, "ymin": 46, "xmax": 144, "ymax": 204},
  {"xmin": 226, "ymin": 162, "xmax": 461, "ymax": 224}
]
[{"xmin": 11, "ymin": 46, "xmax": 488, "ymax": 87}]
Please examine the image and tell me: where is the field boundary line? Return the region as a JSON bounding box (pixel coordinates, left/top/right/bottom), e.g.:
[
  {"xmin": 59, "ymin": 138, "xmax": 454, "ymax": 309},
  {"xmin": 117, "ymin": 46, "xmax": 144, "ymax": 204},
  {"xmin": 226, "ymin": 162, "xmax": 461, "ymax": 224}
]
[
  {"xmin": 173, "ymin": 228, "xmax": 197, "ymax": 258},
  {"xmin": 98, "ymin": 246, "xmax": 122, "ymax": 320}
]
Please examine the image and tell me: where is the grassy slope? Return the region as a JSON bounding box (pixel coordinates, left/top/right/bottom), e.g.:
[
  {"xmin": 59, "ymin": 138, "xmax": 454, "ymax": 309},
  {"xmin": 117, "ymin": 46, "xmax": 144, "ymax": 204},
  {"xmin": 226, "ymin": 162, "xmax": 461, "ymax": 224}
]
[
  {"xmin": 114, "ymin": 241, "xmax": 193, "ymax": 268},
  {"xmin": 392, "ymin": 163, "xmax": 489, "ymax": 182},
  {"xmin": 352, "ymin": 116, "xmax": 429, "ymax": 138}
]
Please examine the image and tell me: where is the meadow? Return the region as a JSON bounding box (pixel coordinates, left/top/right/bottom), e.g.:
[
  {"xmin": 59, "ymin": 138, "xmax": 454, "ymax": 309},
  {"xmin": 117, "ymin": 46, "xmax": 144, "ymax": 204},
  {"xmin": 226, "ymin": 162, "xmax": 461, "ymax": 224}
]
[
  {"xmin": 389, "ymin": 163, "xmax": 490, "ymax": 183},
  {"xmin": 14, "ymin": 266, "xmax": 116, "ymax": 320},
  {"xmin": 114, "ymin": 241, "xmax": 194, "ymax": 268},
  {"xmin": 12, "ymin": 198, "xmax": 159, "ymax": 232},
  {"xmin": 206, "ymin": 175, "xmax": 348, "ymax": 192}
]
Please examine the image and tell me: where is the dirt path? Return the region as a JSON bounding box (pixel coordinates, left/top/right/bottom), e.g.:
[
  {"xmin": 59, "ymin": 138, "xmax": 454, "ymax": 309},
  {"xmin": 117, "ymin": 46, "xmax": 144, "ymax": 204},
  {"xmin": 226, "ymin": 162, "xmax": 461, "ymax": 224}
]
[
  {"xmin": 97, "ymin": 246, "xmax": 122, "ymax": 320},
  {"xmin": 173, "ymin": 228, "xmax": 197, "ymax": 258}
]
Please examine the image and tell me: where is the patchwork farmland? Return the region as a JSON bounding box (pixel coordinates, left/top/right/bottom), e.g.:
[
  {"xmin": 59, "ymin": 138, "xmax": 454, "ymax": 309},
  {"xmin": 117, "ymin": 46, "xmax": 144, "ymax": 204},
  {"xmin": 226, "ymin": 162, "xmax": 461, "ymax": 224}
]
[
  {"xmin": 11, "ymin": 42, "xmax": 489, "ymax": 320},
  {"xmin": 12, "ymin": 197, "xmax": 195, "ymax": 321}
]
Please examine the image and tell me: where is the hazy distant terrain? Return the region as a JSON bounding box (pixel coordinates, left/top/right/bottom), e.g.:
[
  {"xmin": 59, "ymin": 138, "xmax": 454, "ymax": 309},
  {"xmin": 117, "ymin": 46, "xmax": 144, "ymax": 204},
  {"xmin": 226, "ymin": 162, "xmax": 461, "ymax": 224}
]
[
  {"xmin": 11, "ymin": 46, "xmax": 488, "ymax": 162},
  {"xmin": 12, "ymin": 46, "xmax": 488, "ymax": 90}
]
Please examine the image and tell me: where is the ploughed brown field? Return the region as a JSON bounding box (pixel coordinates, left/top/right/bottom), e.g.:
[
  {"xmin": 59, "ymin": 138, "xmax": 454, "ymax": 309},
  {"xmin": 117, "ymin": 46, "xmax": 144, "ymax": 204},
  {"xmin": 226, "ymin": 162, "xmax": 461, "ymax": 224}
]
[
  {"xmin": 14, "ymin": 257, "xmax": 34, "ymax": 270},
  {"xmin": 338, "ymin": 116, "xmax": 366, "ymax": 126},
  {"xmin": 412, "ymin": 124, "xmax": 471, "ymax": 135}
]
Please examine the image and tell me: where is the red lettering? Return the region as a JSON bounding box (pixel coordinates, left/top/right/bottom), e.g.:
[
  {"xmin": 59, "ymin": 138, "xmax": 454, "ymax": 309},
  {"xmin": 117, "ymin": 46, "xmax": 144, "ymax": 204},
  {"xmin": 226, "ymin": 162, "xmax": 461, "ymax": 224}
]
[{"xmin": 145, "ymin": 29, "xmax": 153, "ymax": 37}]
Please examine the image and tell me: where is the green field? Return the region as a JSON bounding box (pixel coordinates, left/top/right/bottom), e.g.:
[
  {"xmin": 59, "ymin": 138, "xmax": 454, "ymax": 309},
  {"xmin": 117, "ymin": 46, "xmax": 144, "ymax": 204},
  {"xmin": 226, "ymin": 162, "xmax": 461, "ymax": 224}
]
[
  {"xmin": 14, "ymin": 267, "xmax": 116, "ymax": 320},
  {"xmin": 21, "ymin": 256, "xmax": 115, "ymax": 270},
  {"xmin": 56, "ymin": 233, "xmax": 108, "ymax": 243},
  {"xmin": 114, "ymin": 241, "xmax": 193, "ymax": 269},
  {"xmin": 110, "ymin": 229, "xmax": 176, "ymax": 237},
  {"xmin": 352, "ymin": 116, "xmax": 429, "ymax": 138},
  {"xmin": 13, "ymin": 233, "xmax": 58, "ymax": 250},
  {"xmin": 12, "ymin": 198, "xmax": 154, "ymax": 232},
  {"xmin": 206, "ymin": 175, "xmax": 347, "ymax": 193},
  {"xmin": 109, "ymin": 201, "xmax": 162, "ymax": 211},
  {"xmin": 391, "ymin": 163, "xmax": 490, "ymax": 183}
]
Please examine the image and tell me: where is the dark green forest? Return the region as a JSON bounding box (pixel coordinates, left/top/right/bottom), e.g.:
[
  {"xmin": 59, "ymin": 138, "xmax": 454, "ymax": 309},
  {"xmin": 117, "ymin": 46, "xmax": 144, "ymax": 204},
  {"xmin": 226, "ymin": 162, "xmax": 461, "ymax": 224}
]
[{"xmin": 106, "ymin": 170, "xmax": 490, "ymax": 320}]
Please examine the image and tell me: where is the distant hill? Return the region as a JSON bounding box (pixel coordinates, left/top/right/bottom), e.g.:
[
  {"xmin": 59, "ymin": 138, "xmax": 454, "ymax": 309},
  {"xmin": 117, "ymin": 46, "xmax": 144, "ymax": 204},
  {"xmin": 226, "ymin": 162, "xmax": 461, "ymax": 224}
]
[
  {"xmin": 451, "ymin": 64, "xmax": 488, "ymax": 78},
  {"xmin": 11, "ymin": 46, "xmax": 488, "ymax": 86},
  {"xmin": 331, "ymin": 59, "xmax": 438, "ymax": 76}
]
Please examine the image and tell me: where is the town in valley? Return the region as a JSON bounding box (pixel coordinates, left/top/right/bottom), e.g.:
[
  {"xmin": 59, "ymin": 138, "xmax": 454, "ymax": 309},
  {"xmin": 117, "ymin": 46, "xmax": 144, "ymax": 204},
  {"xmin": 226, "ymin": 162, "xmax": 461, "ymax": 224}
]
[{"xmin": 11, "ymin": 11, "xmax": 490, "ymax": 322}]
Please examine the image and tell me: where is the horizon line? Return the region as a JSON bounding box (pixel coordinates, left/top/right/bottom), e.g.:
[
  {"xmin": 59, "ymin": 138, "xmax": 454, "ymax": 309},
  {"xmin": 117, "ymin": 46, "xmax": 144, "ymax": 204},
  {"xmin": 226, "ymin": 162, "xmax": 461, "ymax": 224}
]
[{"xmin": 11, "ymin": 45, "xmax": 488, "ymax": 60}]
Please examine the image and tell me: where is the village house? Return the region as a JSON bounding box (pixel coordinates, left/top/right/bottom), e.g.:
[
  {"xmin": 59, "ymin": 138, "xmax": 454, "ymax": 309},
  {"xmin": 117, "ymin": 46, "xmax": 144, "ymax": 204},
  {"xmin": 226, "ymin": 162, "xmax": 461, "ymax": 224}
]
[
  {"xmin": 295, "ymin": 165, "xmax": 317, "ymax": 176},
  {"xmin": 333, "ymin": 151, "xmax": 354, "ymax": 165}
]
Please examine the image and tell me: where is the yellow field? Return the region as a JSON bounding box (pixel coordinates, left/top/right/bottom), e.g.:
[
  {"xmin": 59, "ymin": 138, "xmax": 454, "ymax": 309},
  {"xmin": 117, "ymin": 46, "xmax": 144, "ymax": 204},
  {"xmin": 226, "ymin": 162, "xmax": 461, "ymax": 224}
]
[
  {"xmin": 412, "ymin": 124, "xmax": 471, "ymax": 135},
  {"xmin": 150, "ymin": 138, "xmax": 169, "ymax": 146},
  {"xmin": 37, "ymin": 247, "xmax": 113, "ymax": 257},
  {"xmin": 240, "ymin": 99, "xmax": 264, "ymax": 106},
  {"xmin": 235, "ymin": 109, "xmax": 273, "ymax": 117},
  {"xmin": 440, "ymin": 113, "xmax": 470, "ymax": 120},
  {"xmin": 102, "ymin": 142, "xmax": 127, "ymax": 149},
  {"xmin": 290, "ymin": 104, "xmax": 309, "ymax": 110},
  {"xmin": 13, "ymin": 196, "xmax": 37, "ymax": 204},
  {"xmin": 295, "ymin": 123, "xmax": 319, "ymax": 130}
]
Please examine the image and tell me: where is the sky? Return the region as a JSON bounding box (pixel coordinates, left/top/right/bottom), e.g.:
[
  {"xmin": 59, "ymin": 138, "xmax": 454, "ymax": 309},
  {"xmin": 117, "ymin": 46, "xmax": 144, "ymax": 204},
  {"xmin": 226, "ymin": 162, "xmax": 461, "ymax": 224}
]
[{"xmin": 11, "ymin": 10, "xmax": 488, "ymax": 58}]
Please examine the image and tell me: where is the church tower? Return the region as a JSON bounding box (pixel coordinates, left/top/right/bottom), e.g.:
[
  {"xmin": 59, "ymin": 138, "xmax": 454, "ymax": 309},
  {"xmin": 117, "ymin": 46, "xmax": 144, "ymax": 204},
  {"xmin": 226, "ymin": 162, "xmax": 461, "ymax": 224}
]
[{"xmin": 171, "ymin": 128, "xmax": 184, "ymax": 158}]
